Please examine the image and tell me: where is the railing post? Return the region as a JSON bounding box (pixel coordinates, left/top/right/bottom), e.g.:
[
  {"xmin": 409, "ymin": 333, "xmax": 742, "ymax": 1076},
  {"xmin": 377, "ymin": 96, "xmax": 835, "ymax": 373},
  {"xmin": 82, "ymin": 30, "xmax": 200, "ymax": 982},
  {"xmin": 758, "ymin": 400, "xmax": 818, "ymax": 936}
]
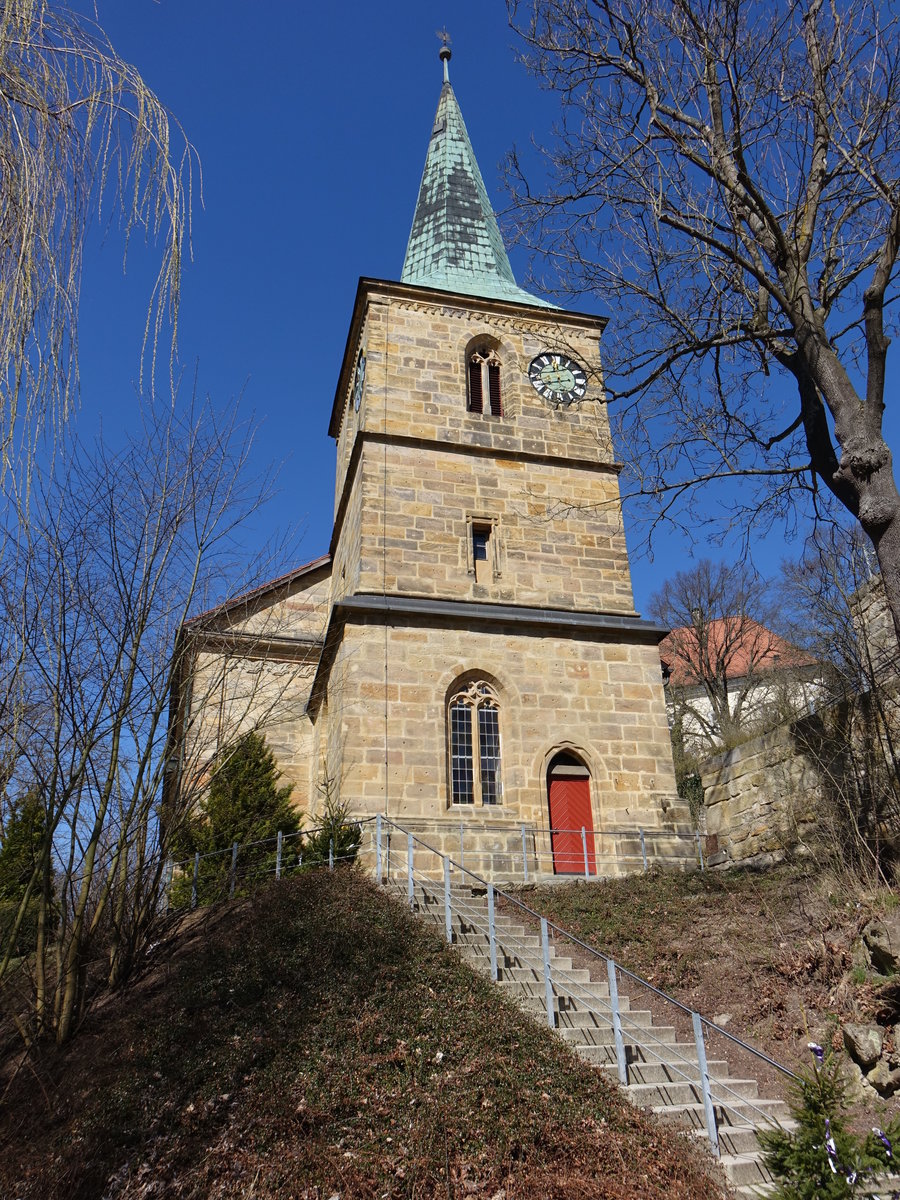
[
  {"xmin": 607, "ymin": 959, "xmax": 629, "ymax": 1084},
  {"xmin": 581, "ymin": 826, "xmax": 589, "ymax": 880},
  {"xmin": 459, "ymin": 821, "xmax": 464, "ymax": 870},
  {"xmin": 692, "ymin": 1012, "xmax": 719, "ymax": 1157},
  {"xmin": 640, "ymin": 828, "xmax": 648, "ymax": 873},
  {"xmin": 696, "ymin": 830, "xmax": 706, "ymax": 872},
  {"xmin": 487, "ymin": 882, "xmax": 498, "ymax": 982},
  {"xmin": 540, "ymin": 917, "xmax": 555, "ymax": 1029},
  {"xmin": 443, "ymin": 856, "xmax": 453, "ymax": 944},
  {"xmin": 375, "ymin": 813, "xmax": 383, "ymax": 884},
  {"xmin": 329, "ymin": 838, "xmax": 334, "ymax": 870},
  {"xmin": 407, "ymin": 832, "xmax": 414, "ymax": 909},
  {"xmin": 228, "ymin": 842, "xmax": 239, "ymax": 897},
  {"xmin": 163, "ymin": 859, "xmax": 174, "ymax": 911},
  {"xmin": 191, "ymin": 852, "xmax": 200, "ymax": 910},
  {"xmin": 521, "ymin": 823, "xmax": 528, "ymax": 883},
  {"xmin": 275, "ymin": 830, "xmax": 283, "ymax": 880}
]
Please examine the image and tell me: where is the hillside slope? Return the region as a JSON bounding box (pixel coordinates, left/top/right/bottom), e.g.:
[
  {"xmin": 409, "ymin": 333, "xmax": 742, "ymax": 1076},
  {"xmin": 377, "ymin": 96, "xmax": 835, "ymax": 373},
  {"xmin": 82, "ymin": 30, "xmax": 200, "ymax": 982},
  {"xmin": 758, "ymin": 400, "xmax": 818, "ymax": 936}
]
[{"xmin": 1, "ymin": 871, "xmax": 726, "ymax": 1200}]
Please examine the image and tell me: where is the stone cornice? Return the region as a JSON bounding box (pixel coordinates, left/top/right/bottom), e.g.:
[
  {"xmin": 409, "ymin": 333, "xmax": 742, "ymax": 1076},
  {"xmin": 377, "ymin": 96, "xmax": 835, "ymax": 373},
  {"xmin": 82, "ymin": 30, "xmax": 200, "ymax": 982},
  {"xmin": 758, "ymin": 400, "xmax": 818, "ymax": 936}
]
[
  {"xmin": 306, "ymin": 591, "xmax": 666, "ymax": 717},
  {"xmin": 184, "ymin": 628, "xmax": 324, "ymax": 663}
]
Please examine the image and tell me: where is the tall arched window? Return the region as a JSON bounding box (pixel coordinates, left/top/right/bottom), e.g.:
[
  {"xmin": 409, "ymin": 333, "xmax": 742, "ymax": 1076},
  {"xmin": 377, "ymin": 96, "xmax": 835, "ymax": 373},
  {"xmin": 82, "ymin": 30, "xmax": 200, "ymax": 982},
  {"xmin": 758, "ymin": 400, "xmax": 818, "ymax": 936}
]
[
  {"xmin": 467, "ymin": 346, "xmax": 502, "ymax": 416},
  {"xmin": 448, "ymin": 679, "xmax": 502, "ymax": 805}
]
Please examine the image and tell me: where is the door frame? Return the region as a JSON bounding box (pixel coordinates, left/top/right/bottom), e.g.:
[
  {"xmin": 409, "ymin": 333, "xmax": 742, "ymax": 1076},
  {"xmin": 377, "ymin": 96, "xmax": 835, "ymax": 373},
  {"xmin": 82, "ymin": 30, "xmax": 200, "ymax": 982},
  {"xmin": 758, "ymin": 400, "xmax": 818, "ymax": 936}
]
[{"xmin": 546, "ymin": 750, "xmax": 596, "ymax": 876}]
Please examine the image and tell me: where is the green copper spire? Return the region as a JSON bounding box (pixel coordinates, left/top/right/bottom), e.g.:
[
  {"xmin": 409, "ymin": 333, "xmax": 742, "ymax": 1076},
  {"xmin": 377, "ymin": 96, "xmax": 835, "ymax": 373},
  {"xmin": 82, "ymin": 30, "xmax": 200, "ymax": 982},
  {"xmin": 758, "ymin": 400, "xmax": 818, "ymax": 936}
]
[{"xmin": 401, "ymin": 46, "xmax": 555, "ymax": 308}]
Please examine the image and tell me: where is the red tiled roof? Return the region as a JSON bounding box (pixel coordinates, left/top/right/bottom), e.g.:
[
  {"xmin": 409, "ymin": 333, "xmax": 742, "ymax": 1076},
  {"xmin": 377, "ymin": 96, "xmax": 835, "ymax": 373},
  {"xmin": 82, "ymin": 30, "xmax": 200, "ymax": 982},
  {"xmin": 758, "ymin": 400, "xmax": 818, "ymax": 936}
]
[{"xmin": 658, "ymin": 617, "xmax": 815, "ymax": 687}]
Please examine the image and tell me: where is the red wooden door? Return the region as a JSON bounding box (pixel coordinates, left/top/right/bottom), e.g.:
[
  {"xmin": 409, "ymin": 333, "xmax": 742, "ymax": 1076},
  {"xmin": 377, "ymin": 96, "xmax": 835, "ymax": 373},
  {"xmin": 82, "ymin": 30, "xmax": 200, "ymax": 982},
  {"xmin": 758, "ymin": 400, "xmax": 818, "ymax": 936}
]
[{"xmin": 549, "ymin": 776, "xmax": 596, "ymax": 875}]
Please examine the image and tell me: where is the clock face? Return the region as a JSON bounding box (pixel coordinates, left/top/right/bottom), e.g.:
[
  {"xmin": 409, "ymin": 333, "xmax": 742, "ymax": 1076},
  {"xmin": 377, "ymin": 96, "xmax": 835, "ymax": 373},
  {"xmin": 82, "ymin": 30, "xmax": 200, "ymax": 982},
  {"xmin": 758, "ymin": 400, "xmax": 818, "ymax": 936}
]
[
  {"xmin": 528, "ymin": 353, "xmax": 587, "ymax": 406},
  {"xmin": 353, "ymin": 347, "xmax": 366, "ymax": 411}
]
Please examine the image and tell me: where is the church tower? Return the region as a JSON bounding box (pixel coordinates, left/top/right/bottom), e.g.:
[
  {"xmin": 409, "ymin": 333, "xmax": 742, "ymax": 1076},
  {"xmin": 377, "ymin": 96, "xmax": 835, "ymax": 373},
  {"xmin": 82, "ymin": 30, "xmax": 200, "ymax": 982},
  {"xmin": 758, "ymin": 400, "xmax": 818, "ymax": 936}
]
[{"xmin": 306, "ymin": 46, "xmax": 687, "ymax": 872}]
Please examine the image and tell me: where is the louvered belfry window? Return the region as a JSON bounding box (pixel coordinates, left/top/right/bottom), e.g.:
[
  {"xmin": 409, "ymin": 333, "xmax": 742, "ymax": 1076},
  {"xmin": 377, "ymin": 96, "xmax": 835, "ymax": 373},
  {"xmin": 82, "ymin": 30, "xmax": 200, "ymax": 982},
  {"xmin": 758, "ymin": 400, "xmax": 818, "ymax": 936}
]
[
  {"xmin": 487, "ymin": 361, "xmax": 502, "ymax": 416},
  {"xmin": 467, "ymin": 348, "xmax": 502, "ymax": 416},
  {"xmin": 448, "ymin": 680, "xmax": 502, "ymax": 805}
]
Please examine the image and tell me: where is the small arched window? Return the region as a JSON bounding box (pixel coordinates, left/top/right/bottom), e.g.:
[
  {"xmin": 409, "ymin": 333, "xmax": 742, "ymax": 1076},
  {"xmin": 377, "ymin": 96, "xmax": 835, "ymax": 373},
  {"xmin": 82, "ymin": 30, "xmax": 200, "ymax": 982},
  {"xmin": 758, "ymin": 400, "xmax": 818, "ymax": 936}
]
[
  {"xmin": 448, "ymin": 679, "xmax": 502, "ymax": 805},
  {"xmin": 467, "ymin": 347, "xmax": 503, "ymax": 417}
]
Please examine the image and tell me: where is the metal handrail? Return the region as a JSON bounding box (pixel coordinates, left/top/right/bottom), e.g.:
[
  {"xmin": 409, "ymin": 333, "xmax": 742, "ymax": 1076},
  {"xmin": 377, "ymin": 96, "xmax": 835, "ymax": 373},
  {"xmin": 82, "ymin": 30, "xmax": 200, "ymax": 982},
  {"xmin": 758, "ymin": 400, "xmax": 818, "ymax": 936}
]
[
  {"xmin": 388, "ymin": 839, "xmax": 782, "ymax": 1135},
  {"xmin": 491, "ymin": 853, "xmax": 798, "ymax": 1082},
  {"xmin": 376, "ymin": 806, "xmax": 801, "ymax": 1142}
]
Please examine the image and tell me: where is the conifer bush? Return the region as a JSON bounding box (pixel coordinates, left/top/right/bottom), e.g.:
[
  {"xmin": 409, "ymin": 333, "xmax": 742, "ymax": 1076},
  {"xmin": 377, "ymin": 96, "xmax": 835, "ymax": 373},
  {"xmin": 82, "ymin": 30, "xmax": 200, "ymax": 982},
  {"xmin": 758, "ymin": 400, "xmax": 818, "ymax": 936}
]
[
  {"xmin": 759, "ymin": 1044, "xmax": 900, "ymax": 1198},
  {"xmin": 169, "ymin": 732, "xmax": 301, "ymax": 906},
  {"xmin": 0, "ymin": 791, "xmax": 49, "ymax": 955},
  {"xmin": 300, "ymin": 796, "xmax": 361, "ymax": 869}
]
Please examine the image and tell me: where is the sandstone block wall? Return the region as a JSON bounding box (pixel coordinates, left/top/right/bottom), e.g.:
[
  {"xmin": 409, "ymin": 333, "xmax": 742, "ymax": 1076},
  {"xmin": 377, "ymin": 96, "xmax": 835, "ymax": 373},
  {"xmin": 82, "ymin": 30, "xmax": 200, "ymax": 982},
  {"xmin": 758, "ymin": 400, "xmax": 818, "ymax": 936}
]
[
  {"xmin": 699, "ymin": 722, "xmax": 822, "ymax": 867},
  {"xmin": 178, "ymin": 565, "xmax": 331, "ymax": 817},
  {"xmin": 331, "ymin": 286, "xmax": 635, "ymax": 616},
  {"xmin": 852, "ymin": 575, "xmax": 900, "ymax": 685},
  {"xmin": 316, "ymin": 617, "xmax": 685, "ymax": 840}
]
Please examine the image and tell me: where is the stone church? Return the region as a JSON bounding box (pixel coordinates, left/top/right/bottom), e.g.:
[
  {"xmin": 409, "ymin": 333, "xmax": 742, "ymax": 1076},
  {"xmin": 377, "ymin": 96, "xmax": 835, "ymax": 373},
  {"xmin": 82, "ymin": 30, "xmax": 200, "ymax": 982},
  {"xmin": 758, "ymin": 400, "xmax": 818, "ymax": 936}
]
[{"xmin": 173, "ymin": 48, "xmax": 689, "ymax": 877}]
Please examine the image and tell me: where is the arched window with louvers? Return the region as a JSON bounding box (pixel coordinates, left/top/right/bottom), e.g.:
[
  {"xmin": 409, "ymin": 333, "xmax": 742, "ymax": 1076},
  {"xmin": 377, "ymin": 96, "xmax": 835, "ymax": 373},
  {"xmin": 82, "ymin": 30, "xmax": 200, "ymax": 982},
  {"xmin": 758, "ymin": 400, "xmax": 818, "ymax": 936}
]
[{"xmin": 466, "ymin": 343, "xmax": 503, "ymax": 417}]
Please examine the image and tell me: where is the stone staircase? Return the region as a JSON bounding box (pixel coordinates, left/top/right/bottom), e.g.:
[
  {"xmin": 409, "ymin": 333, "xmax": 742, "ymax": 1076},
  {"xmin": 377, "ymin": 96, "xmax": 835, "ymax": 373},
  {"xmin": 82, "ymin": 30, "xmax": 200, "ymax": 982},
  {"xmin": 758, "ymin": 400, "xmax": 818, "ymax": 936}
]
[{"xmin": 391, "ymin": 876, "xmax": 792, "ymax": 1199}]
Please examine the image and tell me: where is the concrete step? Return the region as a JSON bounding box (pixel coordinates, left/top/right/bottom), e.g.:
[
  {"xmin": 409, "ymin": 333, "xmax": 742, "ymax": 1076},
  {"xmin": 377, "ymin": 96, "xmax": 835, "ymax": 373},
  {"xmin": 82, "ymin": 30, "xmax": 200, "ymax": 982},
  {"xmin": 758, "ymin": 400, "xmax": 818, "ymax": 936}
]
[
  {"xmin": 455, "ymin": 932, "xmax": 550, "ymax": 957},
  {"xmin": 553, "ymin": 997, "xmax": 625, "ymax": 1022},
  {"xmin": 719, "ymin": 1150, "xmax": 775, "ymax": 1189},
  {"xmin": 689, "ymin": 1122, "xmax": 793, "ymax": 1157},
  {"xmin": 573, "ymin": 1035, "xmax": 684, "ymax": 1062},
  {"xmin": 463, "ymin": 944, "xmax": 595, "ymax": 977},
  {"xmin": 628, "ymin": 1077, "xmax": 761, "ymax": 1108},
  {"xmin": 652, "ymin": 1098, "xmax": 790, "ymax": 1131},
  {"xmin": 593, "ymin": 1059, "xmax": 731, "ymax": 1086},
  {"xmin": 556, "ymin": 1007, "xmax": 660, "ymax": 1034},
  {"xmin": 497, "ymin": 964, "xmax": 594, "ymax": 985}
]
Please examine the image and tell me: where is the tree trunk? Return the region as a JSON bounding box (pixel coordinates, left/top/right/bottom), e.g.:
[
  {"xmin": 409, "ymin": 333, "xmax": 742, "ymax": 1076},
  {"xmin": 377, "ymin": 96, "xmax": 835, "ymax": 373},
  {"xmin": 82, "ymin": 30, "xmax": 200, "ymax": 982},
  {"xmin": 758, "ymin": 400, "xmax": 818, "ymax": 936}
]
[{"xmin": 870, "ymin": 513, "xmax": 900, "ymax": 658}]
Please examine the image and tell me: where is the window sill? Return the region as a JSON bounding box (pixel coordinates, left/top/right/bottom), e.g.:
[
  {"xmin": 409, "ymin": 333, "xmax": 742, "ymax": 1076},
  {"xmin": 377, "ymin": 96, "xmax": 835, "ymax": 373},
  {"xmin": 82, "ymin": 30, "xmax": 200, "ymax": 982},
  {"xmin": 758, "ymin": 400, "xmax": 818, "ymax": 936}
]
[{"xmin": 446, "ymin": 804, "xmax": 513, "ymax": 816}]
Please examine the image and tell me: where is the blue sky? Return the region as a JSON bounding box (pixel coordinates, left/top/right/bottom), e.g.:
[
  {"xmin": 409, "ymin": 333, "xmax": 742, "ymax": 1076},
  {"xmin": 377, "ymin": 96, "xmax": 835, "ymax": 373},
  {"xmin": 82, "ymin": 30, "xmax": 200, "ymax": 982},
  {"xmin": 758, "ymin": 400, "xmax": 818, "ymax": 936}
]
[{"xmin": 70, "ymin": 1, "xmax": 894, "ymax": 616}]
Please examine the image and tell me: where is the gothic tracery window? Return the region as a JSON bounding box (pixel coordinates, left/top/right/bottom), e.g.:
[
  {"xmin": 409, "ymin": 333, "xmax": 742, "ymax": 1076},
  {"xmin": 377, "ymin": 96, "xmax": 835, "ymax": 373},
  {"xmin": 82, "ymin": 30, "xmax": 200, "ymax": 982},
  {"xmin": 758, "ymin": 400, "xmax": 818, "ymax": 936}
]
[
  {"xmin": 467, "ymin": 346, "xmax": 502, "ymax": 416},
  {"xmin": 448, "ymin": 679, "xmax": 502, "ymax": 805}
]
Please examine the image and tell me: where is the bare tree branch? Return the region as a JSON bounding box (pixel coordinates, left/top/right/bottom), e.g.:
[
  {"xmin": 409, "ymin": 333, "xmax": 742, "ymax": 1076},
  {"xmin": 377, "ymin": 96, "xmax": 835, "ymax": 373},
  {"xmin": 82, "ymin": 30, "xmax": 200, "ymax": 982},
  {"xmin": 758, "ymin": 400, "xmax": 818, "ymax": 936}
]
[{"xmin": 507, "ymin": 0, "xmax": 900, "ymax": 645}]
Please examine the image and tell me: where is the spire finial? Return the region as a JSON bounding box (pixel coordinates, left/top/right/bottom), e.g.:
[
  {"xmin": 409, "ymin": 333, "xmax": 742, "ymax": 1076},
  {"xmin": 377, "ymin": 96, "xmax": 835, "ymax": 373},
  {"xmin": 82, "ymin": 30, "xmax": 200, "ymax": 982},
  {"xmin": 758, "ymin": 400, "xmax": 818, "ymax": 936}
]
[{"xmin": 437, "ymin": 29, "xmax": 451, "ymax": 83}]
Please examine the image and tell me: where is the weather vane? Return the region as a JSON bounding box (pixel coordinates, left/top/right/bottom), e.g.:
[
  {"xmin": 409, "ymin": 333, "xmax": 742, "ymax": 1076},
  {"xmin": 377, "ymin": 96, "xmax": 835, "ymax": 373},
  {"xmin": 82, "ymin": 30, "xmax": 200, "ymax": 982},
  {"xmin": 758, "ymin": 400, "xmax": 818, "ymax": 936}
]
[{"xmin": 437, "ymin": 29, "xmax": 452, "ymax": 81}]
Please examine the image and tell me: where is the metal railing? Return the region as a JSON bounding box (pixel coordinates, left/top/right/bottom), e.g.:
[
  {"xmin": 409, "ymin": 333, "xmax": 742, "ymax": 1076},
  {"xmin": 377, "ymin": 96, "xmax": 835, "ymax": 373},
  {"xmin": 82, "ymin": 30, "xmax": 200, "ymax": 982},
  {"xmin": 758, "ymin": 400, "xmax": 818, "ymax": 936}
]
[
  {"xmin": 165, "ymin": 817, "xmax": 378, "ymax": 910},
  {"xmin": 373, "ymin": 813, "xmax": 797, "ymax": 1158},
  {"xmin": 374, "ymin": 816, "xmax": 705, "ymax": 882}
]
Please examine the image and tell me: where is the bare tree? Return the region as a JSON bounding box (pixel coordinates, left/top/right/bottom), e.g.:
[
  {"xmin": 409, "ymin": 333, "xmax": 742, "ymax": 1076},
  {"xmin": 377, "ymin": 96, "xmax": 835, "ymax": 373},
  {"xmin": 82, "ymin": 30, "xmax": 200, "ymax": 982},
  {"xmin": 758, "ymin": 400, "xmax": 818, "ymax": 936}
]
[
  {"xmin": 0, "ymin": 1, "xmax": 192, "ymax": 466},
  {"xmin": 0, "ymin": 397, "xmax": 313, "ymax": 1047},
  {"xmin": 507, "ymin": 0, "xmax": 900, "ymax": 641},
  {"xmin": 776, "ymin": 530, "xmax": 900, "ymax": 881},
  {"xmin": 651, "ymin": 560, "xmax": 816, "ymax": 752}
]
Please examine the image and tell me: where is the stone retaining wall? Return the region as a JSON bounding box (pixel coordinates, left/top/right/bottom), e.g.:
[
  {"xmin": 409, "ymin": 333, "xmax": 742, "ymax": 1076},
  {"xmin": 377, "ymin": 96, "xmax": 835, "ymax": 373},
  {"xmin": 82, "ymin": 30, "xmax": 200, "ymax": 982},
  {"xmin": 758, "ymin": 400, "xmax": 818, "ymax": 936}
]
[
  {"xmin": 699, "ymin": 687, "xmax": 900, "ymax": 869},
  {"xmin": 698, "ymin": 716, "xmax": 824, "ymax": 867}
]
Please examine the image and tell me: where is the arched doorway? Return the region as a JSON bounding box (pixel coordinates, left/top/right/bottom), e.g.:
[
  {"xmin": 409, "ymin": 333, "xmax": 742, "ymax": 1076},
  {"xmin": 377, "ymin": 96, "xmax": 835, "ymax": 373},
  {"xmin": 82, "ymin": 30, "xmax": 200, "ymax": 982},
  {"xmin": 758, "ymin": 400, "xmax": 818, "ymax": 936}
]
[{"xmin": 547, "ymin": 752, "xmax": 596, "ymax": 876}]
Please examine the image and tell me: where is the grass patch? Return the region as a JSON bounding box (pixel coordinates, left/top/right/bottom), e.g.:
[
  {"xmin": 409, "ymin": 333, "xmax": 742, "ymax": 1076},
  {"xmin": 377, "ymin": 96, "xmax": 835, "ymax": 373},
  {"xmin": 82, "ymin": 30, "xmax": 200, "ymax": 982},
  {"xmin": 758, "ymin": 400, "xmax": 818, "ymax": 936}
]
[{"xmin": 1, "ymin": 870, "xmax": 722, "ymax": 1199}]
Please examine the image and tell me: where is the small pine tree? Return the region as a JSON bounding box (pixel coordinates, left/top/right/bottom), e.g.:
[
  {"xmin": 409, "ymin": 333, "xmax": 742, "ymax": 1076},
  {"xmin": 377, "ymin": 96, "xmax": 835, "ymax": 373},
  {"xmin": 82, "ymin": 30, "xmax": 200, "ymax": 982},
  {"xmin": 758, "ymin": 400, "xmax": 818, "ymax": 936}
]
[
  {"xmin": 0, "ymin": 790, "xmax": 46, "ymax": 902},
  {"xmin": 170, "ymin": 732, "xmax": 301, "ymax": 905},
  {"xmin": 759, "ymin": 1045, "xmax": 900, "ymax": 1199},
  {"xmin": 301, "ymin": 792, "xmax": 361, "ymax": 868},
  {"xmin": 0, "ymin": 790, "xmax": 48, "ymax": 955}
]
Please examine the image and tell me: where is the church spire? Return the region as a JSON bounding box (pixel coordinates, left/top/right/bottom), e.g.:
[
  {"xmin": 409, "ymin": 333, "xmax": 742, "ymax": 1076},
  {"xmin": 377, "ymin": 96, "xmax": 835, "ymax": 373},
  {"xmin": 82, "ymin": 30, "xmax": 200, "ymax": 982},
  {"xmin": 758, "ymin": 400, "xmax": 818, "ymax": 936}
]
[{"xmin": 400, "ymin": 45, "xmax": 554, "ymax": 308}]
